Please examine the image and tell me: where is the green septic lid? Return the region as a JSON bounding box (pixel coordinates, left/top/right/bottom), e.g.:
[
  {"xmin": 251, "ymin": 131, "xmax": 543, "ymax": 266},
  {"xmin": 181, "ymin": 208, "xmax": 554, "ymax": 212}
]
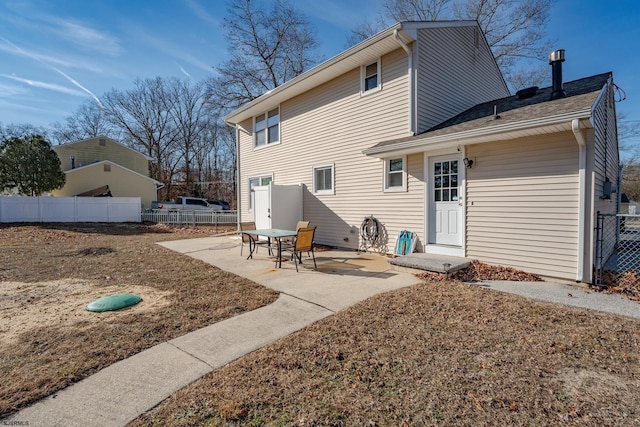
[{"xmin": 86, "ymin": 294, "xmax": 142, "ymax": 312}]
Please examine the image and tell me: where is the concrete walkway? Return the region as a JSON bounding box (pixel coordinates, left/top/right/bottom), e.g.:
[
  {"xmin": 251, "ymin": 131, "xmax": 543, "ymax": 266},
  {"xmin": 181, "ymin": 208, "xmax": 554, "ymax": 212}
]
[
  {"xmin": 5, "ymin": 236, "xmax": 640, "ymax": 426},
  {"xmin": 4, "ymin": 236, "xmax": 420, "ymax": 426}
]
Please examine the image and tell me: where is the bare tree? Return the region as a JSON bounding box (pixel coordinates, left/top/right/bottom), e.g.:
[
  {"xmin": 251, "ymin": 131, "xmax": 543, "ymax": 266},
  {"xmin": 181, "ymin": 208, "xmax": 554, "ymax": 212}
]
[
  {"xmin": 101, "ymin": 77, "xmax": 181, "ymax": 197},
  {"xmin": 206, "ymin": 0, "xmax": 320, "ymax": 112},
  {"xmin": 50, "ymin": 101, "xmax": 115, "ymax": 145},
  {"xmin": 348, "ymin": 0, "xmax": 552, "ymax": 89},
  {"xmin": 169, "ymin": 79, "xmax": 208, "ymax": 196}
]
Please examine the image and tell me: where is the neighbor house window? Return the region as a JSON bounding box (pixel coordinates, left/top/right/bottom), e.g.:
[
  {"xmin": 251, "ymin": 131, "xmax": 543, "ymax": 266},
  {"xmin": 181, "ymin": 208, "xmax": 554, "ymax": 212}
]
[
  {"xmin": 361, "ymin": 60, "xmax": 381, "ymax": 94},
  {"xmin": 313, "ymin": 164, "xmax": 334, "ymax": 195},
  {"xmin": 248, "ymin": 175, "xmax": 273, "ymax": 209},
  {"xmin": 103, "ymin": 164, "xmax": 111, "ymax": 172},
  {"xmin": 384, "ymin": 156, "xmax": 406, "ymax": 192},
  {"xmin": 254, "ymin": 107, "xmax": 280, "ymax": 147}
]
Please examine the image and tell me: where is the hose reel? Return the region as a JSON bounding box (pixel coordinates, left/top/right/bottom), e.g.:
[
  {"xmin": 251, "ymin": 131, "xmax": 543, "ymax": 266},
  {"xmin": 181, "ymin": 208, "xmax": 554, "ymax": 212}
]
[{"xmin": 360, "ymin": 215, "xmax": 382, "ymax": 252}]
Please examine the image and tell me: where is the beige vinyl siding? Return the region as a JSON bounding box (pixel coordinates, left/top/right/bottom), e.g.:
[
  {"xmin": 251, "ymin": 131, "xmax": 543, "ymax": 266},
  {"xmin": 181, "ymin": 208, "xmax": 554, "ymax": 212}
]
[
  {"xmin": 416, "ymin": 26, "xmax": 509, "ymax": 133},
  {"xmin": 239, "ymin": 48, "xmax": 426, "ymax": 250},
  {"xmin": 54, "ymin": 137, "xmax": 150, "ymax": 176},
  {"xmin": 590, "ymin": 81, "xmax": 619, "ymax": 269},
  {"xmin": 465, "ymin": 133, "xmax": 580, "ymax": 280},
  {"xmin": 50, "ymin": 162, "xmax": 156, "ymax": 209}
]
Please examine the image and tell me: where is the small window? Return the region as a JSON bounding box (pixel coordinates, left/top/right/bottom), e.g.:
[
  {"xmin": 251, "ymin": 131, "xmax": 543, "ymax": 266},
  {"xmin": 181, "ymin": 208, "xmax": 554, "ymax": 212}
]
[
  {"xmin": 313, "ymin": 164, "xmax": 334, "ymax": 195},
  {"xmin": 384, "ymin": 157, "xmax": 406, "ymax": 192},
  {"xmin": 103, "ymin": 164, "xmax": 111, "ymax": 172},
  {"xmin": 248, "ymin": 175, "xmax": 273, "ymax": 209},
  {"xmin": 99, "ymin": 138, "xmax": 106, "ymax": 146},
  {"xmin": 361, "ymin": 60, "xmax": 381, "ymax": 94},
  {"xmin": 254, "ymin": 107, "xmax": 280, "ymax": 147}
]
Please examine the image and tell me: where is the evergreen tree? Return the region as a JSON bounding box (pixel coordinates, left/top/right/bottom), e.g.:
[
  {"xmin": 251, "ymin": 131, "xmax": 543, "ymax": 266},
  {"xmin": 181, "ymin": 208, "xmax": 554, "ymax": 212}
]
[{"xmin": 0, "ymin": 134, "xmax": 66, "ymax": 196}]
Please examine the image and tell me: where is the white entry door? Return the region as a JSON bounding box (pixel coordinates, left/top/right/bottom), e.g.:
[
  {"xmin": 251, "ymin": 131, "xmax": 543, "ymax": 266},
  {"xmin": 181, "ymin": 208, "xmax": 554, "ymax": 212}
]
[
  {"xmin": 253, "ymin": 185, "xmax": 271, "ymax": 230},
  {"xmin": 429, "ymin": 155, "xmax": 463, "ymax": 246}
]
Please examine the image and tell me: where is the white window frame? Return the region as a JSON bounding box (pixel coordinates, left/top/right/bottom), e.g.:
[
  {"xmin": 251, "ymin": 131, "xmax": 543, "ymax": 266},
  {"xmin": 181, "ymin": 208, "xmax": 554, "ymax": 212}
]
[
  {"xmin": 248, "ymin": 174, "xmax": 273, "ymax": 210},
  {"xmin": 361, "ymin": 59, "xmax": 381, "ymax": 95},
  {"xmin": 383, "ymin": 156, "xmax": 407, "ymax": 192},
  {"xmin": 313, "ymin": 163, "xmax": 335, "ymax": 195},
  {"xmin": 253, "ymin": 107, "xmax": 280, "ymax": 148}
]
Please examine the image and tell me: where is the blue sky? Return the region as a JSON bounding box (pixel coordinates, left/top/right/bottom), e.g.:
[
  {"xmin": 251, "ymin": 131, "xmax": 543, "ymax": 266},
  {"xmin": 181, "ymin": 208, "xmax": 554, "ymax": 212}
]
[{"xmin": 0, "ymin": 0, "xmax": 639, "ymax": 151}]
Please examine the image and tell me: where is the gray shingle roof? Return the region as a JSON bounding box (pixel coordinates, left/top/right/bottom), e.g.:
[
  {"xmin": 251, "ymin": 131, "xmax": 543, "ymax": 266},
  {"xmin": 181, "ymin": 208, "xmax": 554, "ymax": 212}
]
[{"xmin": 368, "ymin": 72, "xmax": 611, "ymax": 150}]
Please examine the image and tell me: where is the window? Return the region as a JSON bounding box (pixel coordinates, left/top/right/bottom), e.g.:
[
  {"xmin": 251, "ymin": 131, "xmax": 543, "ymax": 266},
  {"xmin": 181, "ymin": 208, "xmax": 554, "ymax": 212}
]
[
  {"xmin": 313, "ymin": 164, "xmax": 334, "ymax": 195},
  {"xmin": 254, "ymin": 107, "xmax": 280, "ymax": 147},
  {"xmin": 248, "ymin": 175, "xmax": 273, "ymax": 209},
  {"xmin": 103, "ymin": 164, "xmax": 111, "ymax": 172},
  {"xmin": 361, "ymin": 60, "xmax": 381, "ymax": 94},
  {"xmin": 384, "ymin": 156, "xmax": 406, "ymax": 192},
  {"xmin": 433, "ymin": 160, "xmax": 459, "ymax": 202}
]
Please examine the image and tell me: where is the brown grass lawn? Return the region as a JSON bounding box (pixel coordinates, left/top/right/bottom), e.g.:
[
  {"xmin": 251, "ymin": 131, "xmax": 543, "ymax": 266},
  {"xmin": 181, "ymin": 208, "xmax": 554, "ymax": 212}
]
[
  {"xmin": 0, "ymin": 223, "xmax": 278, "ymax": 418},
  {"xmin": 131, "ymin": 284, "xmax": 640, "ymax": 426}
]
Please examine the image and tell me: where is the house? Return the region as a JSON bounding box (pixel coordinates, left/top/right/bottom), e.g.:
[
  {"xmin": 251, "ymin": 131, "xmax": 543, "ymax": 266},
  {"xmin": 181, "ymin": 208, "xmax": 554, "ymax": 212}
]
[
  {"xmin": 224, "ymin": 21, "xmax": 619, "ymax": 284},
  {"xmin": 51, "ymin": 136, "xmax": 162, "ymax": 210}
]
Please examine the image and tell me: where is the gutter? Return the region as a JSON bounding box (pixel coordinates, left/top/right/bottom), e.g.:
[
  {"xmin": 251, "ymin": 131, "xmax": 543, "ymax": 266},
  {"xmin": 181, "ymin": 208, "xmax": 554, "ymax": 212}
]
[
  {"xmin": 363, "ymin": 109, "xmax": 593, "ymax": 157},
  {"xmin": 394, "ymin": 29, "xmax": 415, "ymax": 135},
  {"xmin": 572, "ymin": 118, "xmax": 587, "ymax": 282}
]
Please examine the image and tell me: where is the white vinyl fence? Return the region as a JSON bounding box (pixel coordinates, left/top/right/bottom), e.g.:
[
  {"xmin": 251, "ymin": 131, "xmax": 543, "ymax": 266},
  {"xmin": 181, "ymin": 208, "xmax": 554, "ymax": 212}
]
[
  {"xmin": 0, "ymin": 196, "xmax": 141, "ymax": 223},
  {"xmin": 141, "ymin": 209, "xmax": 237, "ymax": 225}
]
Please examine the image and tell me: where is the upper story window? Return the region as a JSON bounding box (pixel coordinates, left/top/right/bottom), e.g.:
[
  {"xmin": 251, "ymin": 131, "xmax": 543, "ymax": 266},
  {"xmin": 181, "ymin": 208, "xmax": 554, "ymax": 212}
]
[
  {"xmin": 313, "ymin": 164, "xmax": 334, "ymax": 195},
  {"xmin": 361, "ymin": 60, "xmax": 381, "ymax": 95},
  {"xmin": 384, "ymin": 156, "xmax": 407, "ymax": 192},
  {"xmin": 254, "ymin": 107, "xmax": 280, "ymax": 147}
]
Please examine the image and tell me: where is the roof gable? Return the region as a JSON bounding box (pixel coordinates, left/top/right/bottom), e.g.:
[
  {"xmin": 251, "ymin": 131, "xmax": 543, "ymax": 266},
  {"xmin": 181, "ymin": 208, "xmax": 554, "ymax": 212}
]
[
  {"xmin": 224, "ymin": 21, "xmax": 489, "ymax": 124},
  {"xmin": 54, "ymin": 136, "xmax": 153, "ymax": 161}
]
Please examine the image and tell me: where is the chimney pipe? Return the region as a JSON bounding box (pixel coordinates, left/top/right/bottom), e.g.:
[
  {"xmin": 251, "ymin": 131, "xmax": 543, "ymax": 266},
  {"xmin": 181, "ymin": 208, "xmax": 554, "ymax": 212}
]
[{"xmin": 549, "ymin": 49, "xmax": 566, "ymax": 100}]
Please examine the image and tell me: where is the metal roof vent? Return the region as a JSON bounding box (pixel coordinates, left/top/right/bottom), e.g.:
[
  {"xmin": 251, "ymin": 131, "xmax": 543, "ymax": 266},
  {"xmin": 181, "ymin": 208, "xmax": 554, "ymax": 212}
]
[
  {"xmin": 516, "ymin": 86, "xmax": 538, "ymax": 99},
  {"xmin": 549, "ymin": 49, "xmax": 566, "ymax": 100}
]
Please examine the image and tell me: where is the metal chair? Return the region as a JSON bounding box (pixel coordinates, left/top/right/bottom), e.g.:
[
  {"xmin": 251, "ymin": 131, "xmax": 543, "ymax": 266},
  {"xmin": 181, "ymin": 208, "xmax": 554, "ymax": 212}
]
[
  {"xmin": 240, "ymin": 221, "xmax": 271, "ymax": 259},
  {"xmin": 281, "ymin": 226, "xmax": 317, "ymax": 272}
]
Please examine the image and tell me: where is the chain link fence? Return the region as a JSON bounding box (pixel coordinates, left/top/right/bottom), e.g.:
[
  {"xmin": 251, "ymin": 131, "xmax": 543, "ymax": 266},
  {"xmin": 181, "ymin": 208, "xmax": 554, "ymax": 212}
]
[{"xmin": 595, "ymin": 212, "xmax": 640, "ymax": 291}]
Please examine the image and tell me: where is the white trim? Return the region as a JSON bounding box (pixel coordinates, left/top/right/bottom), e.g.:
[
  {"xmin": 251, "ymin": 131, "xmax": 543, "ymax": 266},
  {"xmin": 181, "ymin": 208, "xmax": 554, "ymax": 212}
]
[
  {"xmin": 253, "ymin": 106, "xmax": 280, "ymax": 148},
  {"xmin": 361, "ymin": 58, "xmax": 382, "ymax": 96},
  {"xmin": 423, "ymin": 244, "xmax": 465, "ymax": 257},
  {"xmin": 312, "ymin": 163, "xmax": 335, "ymax": 195},
  {"xmin": 383, "ymin": 156, "xmax": 407, "ymax": 192},
  {"xmin": 423, "ymin": 151, "xmax": 465, "ymax": 256}
]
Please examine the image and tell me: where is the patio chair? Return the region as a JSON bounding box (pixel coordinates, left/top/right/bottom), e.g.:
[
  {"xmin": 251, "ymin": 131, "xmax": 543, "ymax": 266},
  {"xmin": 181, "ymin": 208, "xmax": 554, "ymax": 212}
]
[
  {"xmin": 240, "ymin": 222, "xmax": 272, "ymax": 259},
  {"xmin": 281, "ymin": 226, "xmax": 317, "ymax": 272},
  {"xmin": 283, "ymin": 220, "xmax": 310, "ymax": 255}
]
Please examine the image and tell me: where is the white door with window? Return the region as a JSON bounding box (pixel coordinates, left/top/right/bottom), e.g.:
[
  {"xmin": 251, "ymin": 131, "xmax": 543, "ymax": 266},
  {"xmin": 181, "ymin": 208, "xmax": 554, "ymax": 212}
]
[{"xmin": 429, "ymin": 155, "xmax": 463, "ymax": 246}]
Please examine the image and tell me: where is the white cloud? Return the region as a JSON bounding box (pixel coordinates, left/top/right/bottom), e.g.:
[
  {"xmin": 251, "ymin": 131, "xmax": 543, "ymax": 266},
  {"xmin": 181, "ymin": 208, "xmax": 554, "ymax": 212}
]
[
  {"xmin": 184, "ymin": 0, "xmax": 220, "ymax": 25},
  {"xmin": 0, "ymin": 74, "xmax": 86, "ymax": 97},
  {"xmin": 48, "ymin": 18, "xmax": 123, "ymax": 57}
]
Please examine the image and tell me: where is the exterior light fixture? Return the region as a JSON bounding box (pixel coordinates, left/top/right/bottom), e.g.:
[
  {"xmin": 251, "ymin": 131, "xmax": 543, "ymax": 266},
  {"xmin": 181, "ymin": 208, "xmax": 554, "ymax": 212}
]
[{"xmin": 463, "ymin": 157, "xmax": 474, "ymax": 168}]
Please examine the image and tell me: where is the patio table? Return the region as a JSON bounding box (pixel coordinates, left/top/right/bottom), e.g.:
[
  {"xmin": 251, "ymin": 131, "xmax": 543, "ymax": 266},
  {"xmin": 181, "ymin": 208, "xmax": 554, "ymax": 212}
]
[{"xmin": 242, "ymin": 228, "xmax": 297, "ymax": 268}]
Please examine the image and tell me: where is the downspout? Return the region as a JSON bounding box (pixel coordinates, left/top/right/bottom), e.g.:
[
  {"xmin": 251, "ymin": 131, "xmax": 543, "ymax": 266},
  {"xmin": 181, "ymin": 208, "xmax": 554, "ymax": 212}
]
[
  {"xmin": 394, "ymin": 29, "xmax": 415, "ymax": 135},
  {"xmin": 572, "ymin": 118, "xmax": 587, "ymax": 282},
  {"xmin": 225, "ymin": 120, "xmax": 241, "ymax": 231}
]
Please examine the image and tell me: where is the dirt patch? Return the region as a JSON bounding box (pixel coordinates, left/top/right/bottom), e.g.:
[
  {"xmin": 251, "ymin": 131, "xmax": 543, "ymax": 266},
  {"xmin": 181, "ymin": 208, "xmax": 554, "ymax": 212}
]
[
  {"xmin": 0, "ymin": 223, "xmax": 278, "ymax": 418},
  {"xmin": 0, "ymin": 279, "xmax": 172, "ymax": 345}
]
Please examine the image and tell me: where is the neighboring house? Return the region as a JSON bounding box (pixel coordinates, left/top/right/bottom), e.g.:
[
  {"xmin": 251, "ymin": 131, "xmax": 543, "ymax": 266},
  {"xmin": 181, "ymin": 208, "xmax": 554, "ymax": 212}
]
[
  {"xmin": 224, "ymin": 21, "xmax": 619, "ymax": 284},
  {"xmin": 51, "ymin": 136, "xmax": 161, "ymax": 210}
]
